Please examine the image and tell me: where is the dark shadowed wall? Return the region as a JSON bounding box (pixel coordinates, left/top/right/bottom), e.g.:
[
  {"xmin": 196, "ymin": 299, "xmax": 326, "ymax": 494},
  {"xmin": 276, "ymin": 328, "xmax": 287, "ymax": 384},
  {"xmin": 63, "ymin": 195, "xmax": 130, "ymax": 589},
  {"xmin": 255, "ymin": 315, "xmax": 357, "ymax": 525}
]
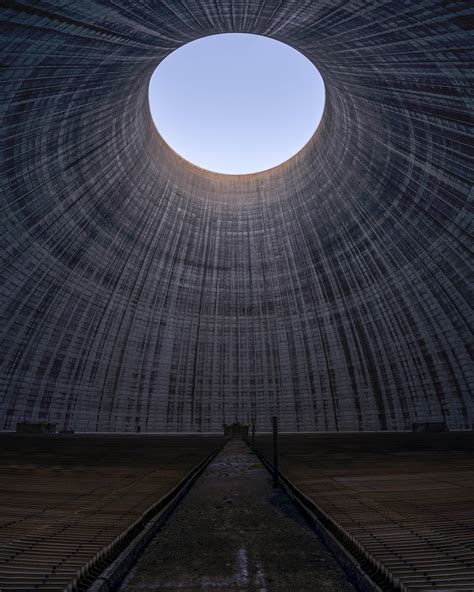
[{"xmin": 0, "ymin": 1, "xmax": 472, "ymax": 432}]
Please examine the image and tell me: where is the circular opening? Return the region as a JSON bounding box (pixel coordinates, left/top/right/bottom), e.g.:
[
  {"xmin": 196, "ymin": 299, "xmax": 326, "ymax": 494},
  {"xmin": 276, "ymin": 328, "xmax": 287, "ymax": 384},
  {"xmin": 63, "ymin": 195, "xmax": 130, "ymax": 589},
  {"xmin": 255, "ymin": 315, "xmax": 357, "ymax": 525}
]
[{"xmin": 148, "ymin": 33, "xmax": 325, "ymax": 175}]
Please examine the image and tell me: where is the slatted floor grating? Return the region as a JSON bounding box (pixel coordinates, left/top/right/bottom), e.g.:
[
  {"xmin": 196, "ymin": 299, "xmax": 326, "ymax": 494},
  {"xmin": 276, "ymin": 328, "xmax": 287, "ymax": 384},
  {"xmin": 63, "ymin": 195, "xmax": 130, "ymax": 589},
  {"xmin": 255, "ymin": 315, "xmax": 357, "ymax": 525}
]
[
  {"xmin": 0, "ymin": 434, "xmax": 222, "ymax": 591},
  {"xmin": 256, "ymin": 432, "xmax": 474, "ymax": 591}
]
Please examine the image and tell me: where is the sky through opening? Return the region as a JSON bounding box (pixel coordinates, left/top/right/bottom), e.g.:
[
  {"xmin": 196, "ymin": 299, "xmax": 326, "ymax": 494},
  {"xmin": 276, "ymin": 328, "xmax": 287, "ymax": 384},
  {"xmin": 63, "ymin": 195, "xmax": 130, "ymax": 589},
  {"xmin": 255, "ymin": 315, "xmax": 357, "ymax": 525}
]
[{"xmin": 149, "ymin": 33, "xmax": 325, "ymax": 175}]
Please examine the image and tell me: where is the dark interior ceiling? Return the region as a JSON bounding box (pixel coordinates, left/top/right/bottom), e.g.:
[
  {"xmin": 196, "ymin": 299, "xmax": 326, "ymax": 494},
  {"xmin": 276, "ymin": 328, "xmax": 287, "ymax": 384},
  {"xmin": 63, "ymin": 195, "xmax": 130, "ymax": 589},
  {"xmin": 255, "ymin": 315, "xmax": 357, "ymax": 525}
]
[{"xmin": 0, "ymin": 1, "xmax": 472, "ymax": 432}]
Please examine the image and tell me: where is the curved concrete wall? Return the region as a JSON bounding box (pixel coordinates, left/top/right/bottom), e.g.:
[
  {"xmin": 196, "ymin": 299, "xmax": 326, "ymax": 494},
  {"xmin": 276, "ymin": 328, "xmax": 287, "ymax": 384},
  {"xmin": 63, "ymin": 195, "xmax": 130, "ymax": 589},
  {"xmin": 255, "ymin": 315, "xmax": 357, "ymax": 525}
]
[{"xmin": 0, "ymin": 1, "xmax": 472, "ymax": 432}]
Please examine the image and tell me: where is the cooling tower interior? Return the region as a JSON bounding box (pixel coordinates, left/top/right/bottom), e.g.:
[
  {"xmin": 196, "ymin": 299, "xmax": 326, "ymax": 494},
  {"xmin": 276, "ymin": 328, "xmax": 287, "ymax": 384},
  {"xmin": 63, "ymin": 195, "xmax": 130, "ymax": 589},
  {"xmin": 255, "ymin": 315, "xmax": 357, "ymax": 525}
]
[{"xmin": 1, "ymin": 0, "xmax": 472, "ymax": 433}]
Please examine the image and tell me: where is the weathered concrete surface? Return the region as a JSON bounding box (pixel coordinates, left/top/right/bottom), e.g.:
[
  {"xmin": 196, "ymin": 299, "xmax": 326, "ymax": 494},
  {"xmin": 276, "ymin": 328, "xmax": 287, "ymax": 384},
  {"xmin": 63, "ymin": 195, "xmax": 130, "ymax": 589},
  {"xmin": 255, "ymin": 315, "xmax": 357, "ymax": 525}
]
[{"xmin": 120, "ymin": 440, "xmax": 356, "ymax": 591}]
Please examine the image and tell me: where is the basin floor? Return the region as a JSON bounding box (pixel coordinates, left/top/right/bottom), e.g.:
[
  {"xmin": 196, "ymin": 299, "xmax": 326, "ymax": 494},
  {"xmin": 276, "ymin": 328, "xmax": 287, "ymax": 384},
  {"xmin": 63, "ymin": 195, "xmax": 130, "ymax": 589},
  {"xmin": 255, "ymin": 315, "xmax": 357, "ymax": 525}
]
[{"xmin": 121, "ymin": 440, "xmax": 355, "ymax": 591}]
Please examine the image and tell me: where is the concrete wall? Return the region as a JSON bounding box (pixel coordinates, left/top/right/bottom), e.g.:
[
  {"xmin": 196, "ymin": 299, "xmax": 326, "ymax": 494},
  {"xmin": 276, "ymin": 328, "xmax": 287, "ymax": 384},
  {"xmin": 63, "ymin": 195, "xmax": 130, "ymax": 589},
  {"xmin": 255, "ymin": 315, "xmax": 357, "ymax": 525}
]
[{"xmin": 0, "ymin": 1, "xmax": 472, "ymax": 432}]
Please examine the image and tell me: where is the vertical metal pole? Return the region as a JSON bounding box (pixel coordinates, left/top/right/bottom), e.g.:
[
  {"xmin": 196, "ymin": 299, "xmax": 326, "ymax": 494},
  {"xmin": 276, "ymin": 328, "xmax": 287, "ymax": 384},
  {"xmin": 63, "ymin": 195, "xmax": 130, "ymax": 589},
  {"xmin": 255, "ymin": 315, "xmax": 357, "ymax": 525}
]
[
  {"xmin": 251, "ymin": 423, "xmax": 255, "ymax": 452},
  {"xmin": 272, "ymin": 416, "xmax": 279, "ymax": 487}
]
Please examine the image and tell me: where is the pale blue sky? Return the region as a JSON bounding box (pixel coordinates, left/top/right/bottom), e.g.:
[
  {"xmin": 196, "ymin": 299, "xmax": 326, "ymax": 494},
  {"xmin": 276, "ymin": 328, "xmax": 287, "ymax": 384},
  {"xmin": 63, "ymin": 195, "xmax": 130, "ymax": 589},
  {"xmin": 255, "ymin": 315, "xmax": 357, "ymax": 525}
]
[{"xmin": 148, "ymin": 33, "xmax": 325, "ymax": 175}]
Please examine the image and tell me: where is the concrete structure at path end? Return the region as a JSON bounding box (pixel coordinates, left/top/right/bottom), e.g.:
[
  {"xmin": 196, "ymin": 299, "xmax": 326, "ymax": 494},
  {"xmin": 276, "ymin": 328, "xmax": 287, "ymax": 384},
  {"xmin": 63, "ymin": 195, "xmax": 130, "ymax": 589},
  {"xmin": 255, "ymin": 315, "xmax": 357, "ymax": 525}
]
[{"xmin": 0, "ymin": 1, "xmax": 472, "ymax": 432}]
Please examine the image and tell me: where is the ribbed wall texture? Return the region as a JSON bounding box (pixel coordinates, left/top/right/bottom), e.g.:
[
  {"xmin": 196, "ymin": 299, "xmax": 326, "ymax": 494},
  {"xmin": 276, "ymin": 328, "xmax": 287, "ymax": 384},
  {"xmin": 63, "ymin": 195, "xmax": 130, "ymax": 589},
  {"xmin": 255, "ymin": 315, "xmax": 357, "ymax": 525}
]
[{"xmin": 1, "ymin": 1, "xmax": 472, "ymax": 432}]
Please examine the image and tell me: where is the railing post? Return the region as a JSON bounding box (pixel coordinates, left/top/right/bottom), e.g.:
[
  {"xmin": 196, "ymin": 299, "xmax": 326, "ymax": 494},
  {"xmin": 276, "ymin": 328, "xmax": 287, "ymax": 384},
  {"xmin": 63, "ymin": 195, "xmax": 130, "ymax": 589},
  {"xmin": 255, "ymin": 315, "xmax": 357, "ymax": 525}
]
[
  {"xmin": 251, "ymin": 423, "xmax": 255, "ymax": 452},
  {"xmin": 272, "ymin": 416, "xmax": 279, "ymax": 487}
]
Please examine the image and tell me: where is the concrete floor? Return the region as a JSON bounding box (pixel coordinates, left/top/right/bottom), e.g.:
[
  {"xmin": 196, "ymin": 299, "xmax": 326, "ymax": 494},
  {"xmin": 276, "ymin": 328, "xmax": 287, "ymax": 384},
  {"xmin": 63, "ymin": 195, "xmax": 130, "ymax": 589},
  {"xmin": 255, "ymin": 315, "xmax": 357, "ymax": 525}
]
[{"xmin": 121, "ymin": 440, "xmax": 355, "ymax": 591}]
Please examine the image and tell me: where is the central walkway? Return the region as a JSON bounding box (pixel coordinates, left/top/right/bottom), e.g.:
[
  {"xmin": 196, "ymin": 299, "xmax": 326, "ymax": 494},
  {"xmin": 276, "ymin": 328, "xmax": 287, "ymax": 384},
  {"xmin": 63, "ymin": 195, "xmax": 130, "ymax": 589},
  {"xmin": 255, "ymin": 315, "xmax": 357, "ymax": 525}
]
[{"xmin": 121, "ymin": 440, "xmax": 355, "ymax": 591}]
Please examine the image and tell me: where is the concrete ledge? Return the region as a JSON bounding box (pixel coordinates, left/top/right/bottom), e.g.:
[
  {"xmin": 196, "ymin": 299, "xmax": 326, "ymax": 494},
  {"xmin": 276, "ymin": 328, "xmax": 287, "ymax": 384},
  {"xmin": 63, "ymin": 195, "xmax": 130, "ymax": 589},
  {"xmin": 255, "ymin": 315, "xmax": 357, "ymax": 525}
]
[
  {"xmin": 253, "ymin": 448, "xmax": 398, "ymax": 592},
  {"xmin": 69, "ymin": 442, "xmax": 225, "ymax": 592}
]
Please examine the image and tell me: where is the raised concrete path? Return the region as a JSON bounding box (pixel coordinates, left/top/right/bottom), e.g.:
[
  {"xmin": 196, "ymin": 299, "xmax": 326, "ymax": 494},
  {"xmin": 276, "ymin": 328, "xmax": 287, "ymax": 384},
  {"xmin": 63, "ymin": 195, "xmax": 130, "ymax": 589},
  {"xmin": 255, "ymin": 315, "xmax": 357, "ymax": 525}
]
[{"xmin": 120, "ymin": 440, "xmax": 355, "ymax": 591}]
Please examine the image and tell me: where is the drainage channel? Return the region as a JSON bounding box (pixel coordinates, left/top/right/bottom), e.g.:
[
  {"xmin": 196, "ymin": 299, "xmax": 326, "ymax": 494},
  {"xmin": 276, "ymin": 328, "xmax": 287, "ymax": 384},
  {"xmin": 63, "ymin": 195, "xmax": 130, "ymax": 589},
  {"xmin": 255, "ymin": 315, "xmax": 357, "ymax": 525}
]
[
  {"xmin": 66, "ymin": 442, "xmax": 225, "ymax": 592},
  {"xmin": 253, "ymin": 446, "xmax": 400, "ymax": 592},
  {"xmin": 117, "ymin": 439, "xmax": 356, "ymax": 592},
  {"xmin": 81, "ymin": 439, "xmax": 388, "ymax": 592}
]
